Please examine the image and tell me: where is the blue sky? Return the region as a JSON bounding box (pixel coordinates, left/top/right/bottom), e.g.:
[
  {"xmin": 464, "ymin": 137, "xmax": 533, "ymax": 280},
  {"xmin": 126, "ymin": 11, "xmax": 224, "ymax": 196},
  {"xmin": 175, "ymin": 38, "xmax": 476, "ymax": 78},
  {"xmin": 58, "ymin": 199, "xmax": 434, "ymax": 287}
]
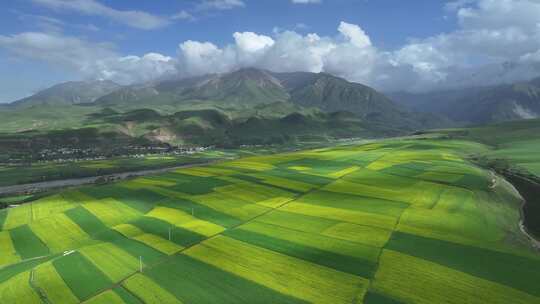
[{"xmin": 1, "ymin": 0, "xmax": 540, "ymax": 102}]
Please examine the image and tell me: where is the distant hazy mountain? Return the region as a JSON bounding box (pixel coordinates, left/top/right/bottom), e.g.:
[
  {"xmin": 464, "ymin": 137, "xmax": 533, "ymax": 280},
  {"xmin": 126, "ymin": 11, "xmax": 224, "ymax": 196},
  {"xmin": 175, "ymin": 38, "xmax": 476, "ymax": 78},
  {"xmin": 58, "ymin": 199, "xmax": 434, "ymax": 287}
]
[
  {"xmin": 390, "ymin": 77, "xmax": 540, "ymax": 124},
  {"xmin": 12, "ymin": 80, "xmax": 121, "ymax": 108}
]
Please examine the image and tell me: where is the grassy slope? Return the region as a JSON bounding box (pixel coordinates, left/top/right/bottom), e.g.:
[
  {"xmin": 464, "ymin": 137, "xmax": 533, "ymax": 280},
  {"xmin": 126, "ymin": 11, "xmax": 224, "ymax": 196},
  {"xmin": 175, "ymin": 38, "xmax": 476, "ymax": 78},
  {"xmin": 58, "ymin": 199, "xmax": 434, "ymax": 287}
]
[
  {"xmin": 433, "ymin": 119, "xmax": 540, "ymax": 176},
  {"xmin": 0, "ymin": 138, "xmax": 538, "ymax": 304}
]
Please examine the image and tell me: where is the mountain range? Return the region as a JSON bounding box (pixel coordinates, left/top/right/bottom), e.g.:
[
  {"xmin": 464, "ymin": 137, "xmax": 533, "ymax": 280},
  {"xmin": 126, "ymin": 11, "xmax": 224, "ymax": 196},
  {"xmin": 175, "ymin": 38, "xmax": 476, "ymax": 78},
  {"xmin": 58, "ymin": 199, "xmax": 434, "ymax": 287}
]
[
  {"xmin": 5, "ymin": 67, "xmax": 540, "ymax": 149},
  {"xmin": 0, "ymin": 68, "xmax": 451, "ymax": 148},
  {"xmin": 389, "ymin": 76, "xmax": 540, "ymax": 124}
]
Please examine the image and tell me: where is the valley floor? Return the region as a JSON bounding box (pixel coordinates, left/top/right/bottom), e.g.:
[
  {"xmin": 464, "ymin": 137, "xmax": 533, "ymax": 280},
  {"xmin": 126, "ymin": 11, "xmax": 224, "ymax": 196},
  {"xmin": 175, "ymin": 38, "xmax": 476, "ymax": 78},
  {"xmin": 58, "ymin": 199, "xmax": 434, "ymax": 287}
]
[{"xmin": 0, "ymin": 138, "xmax": 539, "ymax": 304}]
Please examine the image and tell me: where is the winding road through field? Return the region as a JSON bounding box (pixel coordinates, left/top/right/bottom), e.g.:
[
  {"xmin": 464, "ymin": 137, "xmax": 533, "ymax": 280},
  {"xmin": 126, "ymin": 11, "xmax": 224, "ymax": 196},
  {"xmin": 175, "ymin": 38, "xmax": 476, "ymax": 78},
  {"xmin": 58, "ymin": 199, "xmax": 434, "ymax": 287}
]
[{"xmin": 0, "ymin": 160, "xmax": 223, "ymax": 197}]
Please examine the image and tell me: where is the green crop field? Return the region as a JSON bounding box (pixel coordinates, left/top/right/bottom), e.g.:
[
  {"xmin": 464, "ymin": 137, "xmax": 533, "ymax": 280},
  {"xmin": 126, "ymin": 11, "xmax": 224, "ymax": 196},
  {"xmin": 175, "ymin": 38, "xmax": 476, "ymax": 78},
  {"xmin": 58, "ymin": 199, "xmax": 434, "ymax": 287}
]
[{"xmin": 1, "ymin": 137, "xmax": 539, "ymax": 303}]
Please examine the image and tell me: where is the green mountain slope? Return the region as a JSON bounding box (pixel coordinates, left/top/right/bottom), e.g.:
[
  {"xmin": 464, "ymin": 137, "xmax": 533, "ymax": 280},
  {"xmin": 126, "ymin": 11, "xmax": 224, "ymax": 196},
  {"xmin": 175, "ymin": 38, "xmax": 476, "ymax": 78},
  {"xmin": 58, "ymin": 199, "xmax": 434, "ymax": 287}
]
[
  {"xmin": 0, "ymin": 68, "xmax": 452, "ymax": 147},
  {"xmin": 12, "ymin": 80, "xmax": 120, "ymax": 108},
  {"xmin": 95, "ymin": 68, "xmax": 446, "ymax": 130}
]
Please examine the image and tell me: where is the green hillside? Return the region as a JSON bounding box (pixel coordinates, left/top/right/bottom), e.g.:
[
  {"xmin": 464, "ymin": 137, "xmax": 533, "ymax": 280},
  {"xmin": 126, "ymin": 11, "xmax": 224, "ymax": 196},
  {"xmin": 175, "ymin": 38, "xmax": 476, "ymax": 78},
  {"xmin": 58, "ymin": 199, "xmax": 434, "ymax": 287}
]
[
  {"xmin": 1, "ymin": 138, "xmax": 538, "ymax": 304},
  {"xmin": 433, "ymin": 119, "xmax": 540, "ymax": 176},
  {"xmin": 0, "ymin": 107, "xmax": 397, "ymax": 158}
]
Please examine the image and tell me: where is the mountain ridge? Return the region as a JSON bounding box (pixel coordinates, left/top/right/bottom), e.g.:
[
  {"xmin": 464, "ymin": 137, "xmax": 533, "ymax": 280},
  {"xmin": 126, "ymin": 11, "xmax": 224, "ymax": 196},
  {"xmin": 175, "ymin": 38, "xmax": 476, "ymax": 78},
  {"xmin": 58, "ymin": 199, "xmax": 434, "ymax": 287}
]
[
  {"xmin": 389, "ymin": 76, "xmax": 540, "ymax": 124},
  {"xmin": 12, "ymin": 80, "xmax": 121, "ymax": 108}
]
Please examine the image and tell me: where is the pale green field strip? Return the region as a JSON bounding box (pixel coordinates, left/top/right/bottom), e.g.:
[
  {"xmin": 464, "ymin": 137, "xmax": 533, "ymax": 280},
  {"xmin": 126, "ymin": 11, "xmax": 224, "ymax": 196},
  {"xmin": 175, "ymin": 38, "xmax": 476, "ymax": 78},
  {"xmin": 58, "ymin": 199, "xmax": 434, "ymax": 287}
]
[
  {"xmin": 396, "ymin": 194, "xmax": 510, "ymax": 247},
  {"xmin": 146, "ymin": 206, "xmax": 225, "ymax": 236},
  {"xmin": 343, "ymin": 170, "xmax": 447, "ymax": 209},
  {"xmin": 31, "ymin": 194, "xmax": 77, "ymax": 222},
  {"xmin": 129, "ymin": 216, "xmax": 206, "ymax": 248},
  {"xmin": 0, "ymin": 231, "xmax": 21, "ymax": 267},
  {"xmin": 123, "ymin": 273, "xmax": 183, "ymax": 304},
  {"xmin": 28, "ymin": 212, "xmax": 90, "ymax": 253},
  {"xmin": 323, "ymin": 179, "xmax": 424, "ymax": 205},
  {"xmin": 114, "ymin": 223, "xmax": 184, "ymax": 255},
  {"xmin": 84, "ymin": 289, "xmax": 126, "ymax": 304},
  {"xmin": 386, "ymin": 231, "xmax": 540, "ymax": 297},
  {"xmin": 366, "ymin": 150, "xmax": 462, "ymax": 171},
  {"xmin": 254, "ymin": 196, "xmax": 295, "ymax": 208},
  {"xmin": 144, "ymin": 253, "xmax": 308, "ymax": 304},
  {"xmin": 185, "ymin": 235, "xmax": 368, "ymax": 304},
  {"xmin": 343, "ymin": 168, "xmax": 419, "ymax": 188},
  {"xmin": 255, "ymin": 210, "xmax": 392, "ymax": 248},
  {"xmin": 280, "ymin": 201, "xmax": 398, "ymax": 230},
  {"xmin": 2, "ymin": 203, "xmax": 32, "ymax": 230},
  {"xmin": 79, "ymin": 242, "xmax": 140, "ymax": 282},
  {"xmin": 82, "ymin": 198, "xmax": 141, "ymax": 227},
  {"xmin": 94, "ymin": 230, "xmax": 165, "ymax": 266},
  {"xmin": 190, "ymin": 192, "xmax": 271, "ymax": 221},
  {"xmin": 2, "ymin": 194, "xmax": 80, "ymax": 231},
  {"xmin": 296, "ymin": 190, "xmax": 408, "ymax": 217},
  {"xmin": 238, "ymin": 221, "xmax": 380, "ymax": 263},
  {"xmin": 224, "ymin": 222, "xmax": 378, "ymax": 277},
  {"xmin": 213, "ymin": 182, "xmax": 295, "ymax": 205},
  {"xmin": 178, "ymin": 168, "xmax": 216, "ymax": 177},
  {"xmin": 155, "ymin": 196, "xmax": 243, "ymax": 228},
  {"xmin": 132, "ymin": 233, "xmax": 184, "ymax": 255},
  {"xmin": 114, "ymin": 224, "xmax": 144, "ymax": 238},
  {"xmin": 288, "ymin": 165, "xmax": 311, "ymax": 171},
  {"xmin": 321, "ymin": 222, "xmax": 392, "ymax": 248},
  {"xmin": 252, "ymin": 174, "xmax": 316, "ymax": 192},
  {"xmin": 327, "ymin": 165, "xmax": 360, "ymax": 178},
  {"xmin": 33, "ymin": 261, "xmax": 79, "ymax": 304},
  {"xmin": 258, "ymin": 168, "xmax": 335, "ymax": 187},
  {"xmin": 372, "ymin": 250, "xmax": 540, "ymax": 304},
  {"xmin": 248, "ymin": 207, "xmax": 345, "ymax": 234},
  {"xmin": 0, "ymin": 271, "xmax": 41, "ymax": 304}
]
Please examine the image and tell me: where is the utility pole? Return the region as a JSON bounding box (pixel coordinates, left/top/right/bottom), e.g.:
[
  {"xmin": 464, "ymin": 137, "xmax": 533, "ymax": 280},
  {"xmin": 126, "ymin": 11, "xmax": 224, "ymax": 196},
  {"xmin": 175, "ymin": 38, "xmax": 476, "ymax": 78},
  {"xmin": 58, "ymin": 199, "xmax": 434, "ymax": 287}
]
[{"xmin": 139, "ymin": 256, "xmax": 143, "ymax": 273}]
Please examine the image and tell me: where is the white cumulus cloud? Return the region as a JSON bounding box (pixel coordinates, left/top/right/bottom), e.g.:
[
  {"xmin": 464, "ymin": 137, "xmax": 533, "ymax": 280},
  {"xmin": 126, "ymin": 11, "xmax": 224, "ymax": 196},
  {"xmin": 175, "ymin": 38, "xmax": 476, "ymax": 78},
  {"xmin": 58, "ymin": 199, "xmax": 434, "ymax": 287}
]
[{"xmin": 5, "ymin": 0, "xmax": 540, "ymax": 93}]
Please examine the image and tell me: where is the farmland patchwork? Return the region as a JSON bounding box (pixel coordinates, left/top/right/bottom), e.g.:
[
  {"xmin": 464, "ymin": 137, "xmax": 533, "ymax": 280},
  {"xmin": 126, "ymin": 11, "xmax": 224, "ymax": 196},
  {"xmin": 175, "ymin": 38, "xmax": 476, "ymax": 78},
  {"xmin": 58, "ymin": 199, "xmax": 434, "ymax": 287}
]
[{"xmin": 0, "ymin": 139, "xmax": 539, "ymax": 303}]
